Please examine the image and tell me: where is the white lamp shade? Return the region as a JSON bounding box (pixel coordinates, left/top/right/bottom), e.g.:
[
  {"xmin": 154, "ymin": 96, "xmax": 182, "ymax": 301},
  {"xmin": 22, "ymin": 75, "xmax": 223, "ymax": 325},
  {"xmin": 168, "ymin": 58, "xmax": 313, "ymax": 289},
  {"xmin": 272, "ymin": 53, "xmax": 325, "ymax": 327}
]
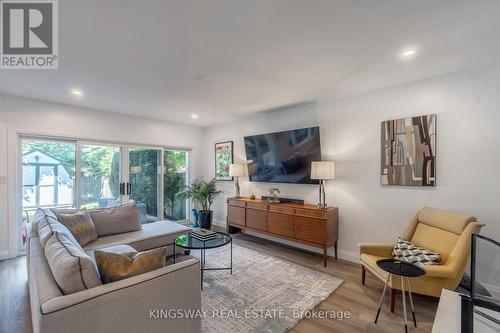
[
  {"xmin": 229, "ymin": 163, "xmax": 246, "ymax": 177},
  {"xmin": 311, "ymin": 161, "xmax": 335, "ymax": 180}
]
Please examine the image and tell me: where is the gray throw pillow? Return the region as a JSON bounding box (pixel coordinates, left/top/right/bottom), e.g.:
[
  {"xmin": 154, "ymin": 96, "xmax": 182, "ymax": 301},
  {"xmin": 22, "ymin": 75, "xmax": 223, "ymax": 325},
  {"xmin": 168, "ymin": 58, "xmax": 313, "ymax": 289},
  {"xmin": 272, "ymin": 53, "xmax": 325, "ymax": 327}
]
[
  {"xmin": 31, "ymin": 208, "xmax": 57, "ymax": 234},
  {"xmin": 88, "ymin": 202, "xmax": 142, "ymax": 236},
  {"xmin": 38, "ymin": 213, "xmax": 81, "ymax": 249},
  {"xmin": 392, "ymin": 237, "xmax": 441, "ymax": 266},
  {"xmin": 45, "ymin": 231, "xmax": 102, "ymax": 294},
  {"xmin": 57, "ymin": 209, "xmax": 98, "ymax": 246}
]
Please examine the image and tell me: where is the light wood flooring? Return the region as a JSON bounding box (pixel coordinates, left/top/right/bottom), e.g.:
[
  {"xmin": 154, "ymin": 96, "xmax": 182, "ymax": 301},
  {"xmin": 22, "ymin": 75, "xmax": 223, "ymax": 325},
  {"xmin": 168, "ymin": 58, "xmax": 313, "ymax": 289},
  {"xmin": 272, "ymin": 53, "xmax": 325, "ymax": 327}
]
[{"xmin": 0, "ymin": 232, "xmax": 438, "ymax": 333}]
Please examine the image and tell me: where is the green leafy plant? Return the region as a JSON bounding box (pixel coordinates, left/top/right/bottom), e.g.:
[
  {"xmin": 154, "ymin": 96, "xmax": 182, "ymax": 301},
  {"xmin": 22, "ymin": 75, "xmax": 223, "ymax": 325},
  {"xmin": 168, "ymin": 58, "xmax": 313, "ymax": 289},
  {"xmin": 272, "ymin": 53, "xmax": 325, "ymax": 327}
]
[{"xmin": 177, "ymin": 178, "xmax": 222, "ymax": 212}]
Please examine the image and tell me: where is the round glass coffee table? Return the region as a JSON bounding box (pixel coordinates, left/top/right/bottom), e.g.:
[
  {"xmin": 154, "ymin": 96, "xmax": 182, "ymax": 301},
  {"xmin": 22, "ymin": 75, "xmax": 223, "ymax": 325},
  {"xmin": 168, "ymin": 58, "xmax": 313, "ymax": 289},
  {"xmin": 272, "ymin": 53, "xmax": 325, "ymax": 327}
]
[{"xmin": 173, "ymin": 231, "xmax": 232, "ymax": 290}]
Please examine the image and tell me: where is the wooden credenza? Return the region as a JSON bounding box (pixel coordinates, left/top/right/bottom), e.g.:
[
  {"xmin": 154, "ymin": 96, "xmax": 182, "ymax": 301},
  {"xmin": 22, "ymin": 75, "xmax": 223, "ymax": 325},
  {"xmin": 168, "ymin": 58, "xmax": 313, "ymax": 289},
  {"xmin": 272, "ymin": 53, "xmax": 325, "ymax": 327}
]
[{"xmin": 226, "ymin": 197, "xmax": 338, "ymax": 267}]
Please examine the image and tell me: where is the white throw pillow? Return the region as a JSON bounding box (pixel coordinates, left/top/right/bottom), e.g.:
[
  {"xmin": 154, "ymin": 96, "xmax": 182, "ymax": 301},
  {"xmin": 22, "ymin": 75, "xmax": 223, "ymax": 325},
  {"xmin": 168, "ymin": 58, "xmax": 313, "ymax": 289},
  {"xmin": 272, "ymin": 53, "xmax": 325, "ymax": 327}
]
[{"xmin": 392, "ymin": 237, "xmax": 441, "ymax": 266}]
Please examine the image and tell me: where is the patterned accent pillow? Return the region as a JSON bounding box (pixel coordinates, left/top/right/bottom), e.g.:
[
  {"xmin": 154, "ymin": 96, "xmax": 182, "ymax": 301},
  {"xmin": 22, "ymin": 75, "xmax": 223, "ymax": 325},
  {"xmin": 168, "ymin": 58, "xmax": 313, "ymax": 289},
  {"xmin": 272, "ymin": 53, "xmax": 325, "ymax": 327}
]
[
  {"xmin": 392, "ymin": 238, "xmax": 441, "ymax": 266},
  {"xmin": 57, "ymin": 209, "xmax": 98, "ymax": 247},
  {"xmin": 94, "ymin": 247, "xmax": 167, "ymax": 284}
]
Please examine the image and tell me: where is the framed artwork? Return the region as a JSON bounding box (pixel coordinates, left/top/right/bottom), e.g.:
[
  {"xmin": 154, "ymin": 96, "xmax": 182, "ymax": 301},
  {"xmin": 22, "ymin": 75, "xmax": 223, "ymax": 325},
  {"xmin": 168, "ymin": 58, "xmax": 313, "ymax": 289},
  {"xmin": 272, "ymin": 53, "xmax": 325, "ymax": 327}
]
[
  {"xmin": 381, "ymin": 114, "xmax": 436, "ymax": 186},
  {"xmin": 215, "ymin": 141, "xmax": 233, "ymax": 181}
]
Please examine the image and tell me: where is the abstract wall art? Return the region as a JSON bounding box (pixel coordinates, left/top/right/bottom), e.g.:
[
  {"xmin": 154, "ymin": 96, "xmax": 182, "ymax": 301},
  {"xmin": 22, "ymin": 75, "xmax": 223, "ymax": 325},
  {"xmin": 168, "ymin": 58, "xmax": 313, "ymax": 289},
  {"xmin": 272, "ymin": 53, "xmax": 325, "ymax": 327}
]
[
  {"xmin": 215, "ymin": 141, "xmax": 233, "ymax": 181},
  {"xmin": 381, "ymin": 114, "xmax": 436, "ymax": 186}
]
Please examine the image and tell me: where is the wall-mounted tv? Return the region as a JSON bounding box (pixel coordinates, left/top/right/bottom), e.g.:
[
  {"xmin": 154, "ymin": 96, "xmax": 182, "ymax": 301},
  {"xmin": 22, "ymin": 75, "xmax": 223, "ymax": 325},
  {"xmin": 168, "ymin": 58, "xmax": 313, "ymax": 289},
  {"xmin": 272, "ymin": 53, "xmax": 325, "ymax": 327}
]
[{"xmin": 244, "ymin": 126, "xmax": 321, "ymax": 184}]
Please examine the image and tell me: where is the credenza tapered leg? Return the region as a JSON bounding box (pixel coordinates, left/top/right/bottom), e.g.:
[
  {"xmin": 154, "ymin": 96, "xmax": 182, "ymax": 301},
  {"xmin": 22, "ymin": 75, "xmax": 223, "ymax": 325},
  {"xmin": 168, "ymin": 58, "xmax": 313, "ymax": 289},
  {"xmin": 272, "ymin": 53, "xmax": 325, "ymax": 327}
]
[{"xmin": 323, "ymin": 246, "xmax": 328, "ymax": 267}]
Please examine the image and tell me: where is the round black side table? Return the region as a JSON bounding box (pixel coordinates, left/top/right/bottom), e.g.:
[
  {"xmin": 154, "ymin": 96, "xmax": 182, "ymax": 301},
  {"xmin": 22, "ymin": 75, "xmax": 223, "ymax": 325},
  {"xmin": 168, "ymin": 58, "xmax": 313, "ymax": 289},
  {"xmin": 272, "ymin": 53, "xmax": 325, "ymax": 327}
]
[{"xmin": 374, "ymin": 259, "xmax": 426, "ymax": 333}]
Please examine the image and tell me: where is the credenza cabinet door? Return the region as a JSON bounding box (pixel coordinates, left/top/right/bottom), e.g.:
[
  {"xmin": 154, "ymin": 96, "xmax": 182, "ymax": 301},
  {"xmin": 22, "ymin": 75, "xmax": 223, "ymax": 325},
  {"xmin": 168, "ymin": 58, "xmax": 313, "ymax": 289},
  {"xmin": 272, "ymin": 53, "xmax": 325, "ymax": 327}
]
[
  {"xmin": 228, "ymin": 205, "xmax": 246, "ymax": 226},
  {"xmin": 294, "ymin": 216, "xmax": 326, "ymax": 244},
  {"xmin": 268, "ymin": 212, "xmax": 294, "ymax": 237},
  {"xmin": 246, "ymin": 208, "xmax": 268, "ymax": 231}
]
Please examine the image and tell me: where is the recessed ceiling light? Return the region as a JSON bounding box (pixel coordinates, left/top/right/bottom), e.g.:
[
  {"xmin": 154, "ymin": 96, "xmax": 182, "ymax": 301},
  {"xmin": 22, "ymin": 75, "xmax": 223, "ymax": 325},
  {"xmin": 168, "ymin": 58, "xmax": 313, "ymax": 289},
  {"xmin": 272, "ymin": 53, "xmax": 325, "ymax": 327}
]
[
  {"xmin": 191, "ymin": 114, "xmax": 198, "ymax": 119},
  {"xmin": 399, "ymin": 47, "xmax": 418, "ymax": 60},
  {"xmin": 70, "ymin": 88, "xmax": 83, "ymax": 97}
]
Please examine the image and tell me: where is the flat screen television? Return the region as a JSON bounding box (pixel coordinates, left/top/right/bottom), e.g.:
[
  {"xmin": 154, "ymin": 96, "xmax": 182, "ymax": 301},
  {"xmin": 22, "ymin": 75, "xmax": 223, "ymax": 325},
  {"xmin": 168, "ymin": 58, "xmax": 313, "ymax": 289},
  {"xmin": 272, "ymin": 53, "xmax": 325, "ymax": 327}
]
[{"xmin": 244, "ymin": 126, "xmax": 321, "ymax": 184}]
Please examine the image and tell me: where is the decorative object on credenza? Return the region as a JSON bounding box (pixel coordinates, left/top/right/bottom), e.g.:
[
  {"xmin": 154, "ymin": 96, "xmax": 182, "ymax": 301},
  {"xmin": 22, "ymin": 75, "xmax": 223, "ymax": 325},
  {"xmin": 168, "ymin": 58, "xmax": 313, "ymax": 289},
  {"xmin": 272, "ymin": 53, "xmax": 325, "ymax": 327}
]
[
  {"xmin": 192, "ymin": 208, "xmax": 200, "ymax": 228},
  {"xmin": 266, "ymin": 188, "xmax": 280, "ymax": 203},
  {"xmin": 229, "ymin": 163, "xmax": 246, "ymax": 198},
  {"xmin": 260, "ymin": 196, "xmax": 304, "ymax": 204},
  {"xmin": 311, "ymin": 161, "xmax": 336, "ymax": 209},
  {"xmin": 249, "ymin": 194, "xmax": 256, "ymax": 200},
  {"xmin": 381, "ymin": 114, "xmax": 436, "ymax": 186},
  {"xmin": 215, "ymin": 141, "xmax": 233, "ymax": 181},
  {"xmin": 177, "ymin": 178, "xmax": 222, "ymax": 230}
]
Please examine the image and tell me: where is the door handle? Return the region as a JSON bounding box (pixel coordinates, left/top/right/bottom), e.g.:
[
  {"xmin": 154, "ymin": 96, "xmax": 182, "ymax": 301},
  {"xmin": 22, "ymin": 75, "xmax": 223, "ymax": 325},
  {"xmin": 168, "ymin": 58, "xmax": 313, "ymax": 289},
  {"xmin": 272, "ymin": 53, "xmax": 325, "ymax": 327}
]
[
  {"xmin": 127, "ymin": 182, "xmax": 132, "ymax": 195},
  {"xmin": 119, "ymin": 183, "xmax": 125, "ymax": 195}
]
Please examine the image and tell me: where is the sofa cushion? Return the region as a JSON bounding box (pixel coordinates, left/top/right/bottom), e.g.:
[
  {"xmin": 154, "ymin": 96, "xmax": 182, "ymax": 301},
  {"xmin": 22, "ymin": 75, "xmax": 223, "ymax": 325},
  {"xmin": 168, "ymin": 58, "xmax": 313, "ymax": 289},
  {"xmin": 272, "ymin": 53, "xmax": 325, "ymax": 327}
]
[
  {"xmin": 392, "ymin": 238, "xmax": 441, "ymax": 265},
  {"xmin": 38, "ymin": 214, "xmax": 81, "ymax": 249},
  {"xmin": 83, "ymin": 220, "xmax": 190, "ymax": 252},
  {"xmin": 88, "ymin": 202, "xmax": 142, "ymax": 236},
  {"xmin": 56, "ymin": 209, "xmax": 98, "ymax": 246},
  {"xmin": 45, "ymin": 231, "xmax": 102, "ymax": 295},
  {"xmin": 95, "ymin": 247, "xmax": 166, "ymax": 283}
]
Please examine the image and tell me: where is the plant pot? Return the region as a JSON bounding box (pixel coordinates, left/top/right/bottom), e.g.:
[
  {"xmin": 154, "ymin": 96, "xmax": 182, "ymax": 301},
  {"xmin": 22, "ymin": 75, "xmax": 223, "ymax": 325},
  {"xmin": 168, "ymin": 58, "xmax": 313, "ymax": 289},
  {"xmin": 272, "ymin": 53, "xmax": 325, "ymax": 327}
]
[{"xmin": 199, "ymin": 210, "xmax": 213, "ymax": 230}]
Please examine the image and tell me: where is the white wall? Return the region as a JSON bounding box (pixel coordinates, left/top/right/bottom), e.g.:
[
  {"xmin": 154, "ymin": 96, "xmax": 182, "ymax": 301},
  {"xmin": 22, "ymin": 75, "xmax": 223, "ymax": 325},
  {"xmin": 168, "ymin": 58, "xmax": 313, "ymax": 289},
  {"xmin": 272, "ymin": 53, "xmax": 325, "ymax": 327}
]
[
  {"xmin": 202, "ymin": 66, "xmax": 500, "ymax": 262},
  {"xmin": 0, "ymin": 93, "xmax": 204, "ymax": 259}
]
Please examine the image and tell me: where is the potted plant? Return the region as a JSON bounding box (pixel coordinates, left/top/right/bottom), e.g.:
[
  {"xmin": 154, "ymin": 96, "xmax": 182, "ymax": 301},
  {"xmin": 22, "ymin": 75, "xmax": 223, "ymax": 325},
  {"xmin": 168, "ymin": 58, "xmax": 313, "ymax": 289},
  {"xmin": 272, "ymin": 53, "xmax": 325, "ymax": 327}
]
[{"xmin": 177, "ymin": 178, "xmax": 222, "ymax": 229}]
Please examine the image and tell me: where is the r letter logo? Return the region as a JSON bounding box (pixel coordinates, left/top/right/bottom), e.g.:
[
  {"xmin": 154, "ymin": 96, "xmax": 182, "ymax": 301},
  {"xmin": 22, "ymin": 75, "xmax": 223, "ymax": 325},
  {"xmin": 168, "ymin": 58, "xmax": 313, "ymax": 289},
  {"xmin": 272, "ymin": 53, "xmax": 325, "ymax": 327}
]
[{"xmin": 1, "ymin": 0, "xmax": 58, "ymax": 69}]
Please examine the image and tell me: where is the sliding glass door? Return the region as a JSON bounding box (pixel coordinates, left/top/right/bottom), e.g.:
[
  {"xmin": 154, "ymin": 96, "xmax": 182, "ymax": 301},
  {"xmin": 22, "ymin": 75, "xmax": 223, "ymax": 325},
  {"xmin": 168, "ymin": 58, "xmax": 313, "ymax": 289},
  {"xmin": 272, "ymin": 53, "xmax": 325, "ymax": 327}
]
[
  {"xmin": 163, "ymin": 150, "xmax": 189, "ymax": 221},
  {"xmin": 80, "ymin": 144, "xmax": 122, "ymax": 209},
  {"xmin": 21, "ymin": 138, "xmax": 76, "ymax": 251},
  {"xmin": 128, "ymin": 147, "xmax": 162, "ymax": 224},
  {"xmin": 19, "ymin": 137, "xmax": 191, "ymax": 253}
]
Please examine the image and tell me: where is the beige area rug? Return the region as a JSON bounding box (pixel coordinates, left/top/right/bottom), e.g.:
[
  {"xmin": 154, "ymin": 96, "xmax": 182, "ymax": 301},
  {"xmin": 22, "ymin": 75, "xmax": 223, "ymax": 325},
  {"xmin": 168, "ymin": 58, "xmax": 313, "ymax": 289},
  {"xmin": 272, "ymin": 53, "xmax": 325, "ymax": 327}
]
[{"xmin": 189, "ymin": 244, "xmax": 343, "ymax": 333}]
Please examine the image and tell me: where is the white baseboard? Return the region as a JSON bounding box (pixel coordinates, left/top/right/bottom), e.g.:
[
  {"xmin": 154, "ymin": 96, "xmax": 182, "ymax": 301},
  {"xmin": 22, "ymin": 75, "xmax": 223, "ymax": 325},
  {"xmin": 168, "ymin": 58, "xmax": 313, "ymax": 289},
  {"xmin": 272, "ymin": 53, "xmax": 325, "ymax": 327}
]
[
  {"xmin": 0, "ymin": 250, "xmax": 9, "ymax": 261},
  {"xmin": 231, "ymin": 228, "xmax": 360, "ymax": 264},
  {"xmin": 212, "ymin": 219, "xmax": 226, "ymax": 228}
]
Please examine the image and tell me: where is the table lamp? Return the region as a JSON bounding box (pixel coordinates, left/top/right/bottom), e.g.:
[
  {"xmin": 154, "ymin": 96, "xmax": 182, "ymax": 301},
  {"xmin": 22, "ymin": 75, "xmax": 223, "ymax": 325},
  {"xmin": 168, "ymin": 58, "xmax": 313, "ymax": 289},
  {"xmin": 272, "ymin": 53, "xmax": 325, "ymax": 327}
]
[
  {"xmin": 311, "ymin": 161, "xmax": 336, "ymax": 209},
  {"xmin": 229, "ymin": 163, "xmax": 246, "ymax": 198}
]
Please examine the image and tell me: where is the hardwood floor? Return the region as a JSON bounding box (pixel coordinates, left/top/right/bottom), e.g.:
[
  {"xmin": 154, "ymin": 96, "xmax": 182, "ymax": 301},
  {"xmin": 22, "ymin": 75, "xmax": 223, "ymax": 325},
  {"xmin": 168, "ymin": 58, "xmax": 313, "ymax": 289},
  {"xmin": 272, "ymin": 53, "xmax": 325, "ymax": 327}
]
[
  {"xmin": 0, "ymin": 232, "xmax": 438, "ymax": 333},
  {"xmin": 232, "ymin": 233, "xmax": 438, "ymax": 333},
  {"xmin": 0, "ymin": 255, "xmax": 32, "ymax": 333}
]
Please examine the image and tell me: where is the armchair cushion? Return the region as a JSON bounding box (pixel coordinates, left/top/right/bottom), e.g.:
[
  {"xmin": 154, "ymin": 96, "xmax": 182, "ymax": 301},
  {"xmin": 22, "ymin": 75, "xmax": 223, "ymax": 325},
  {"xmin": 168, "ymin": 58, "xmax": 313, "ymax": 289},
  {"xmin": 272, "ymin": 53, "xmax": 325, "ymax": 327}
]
[{"xmin": 410, "ymin": 223, "xmax": 458, "ymax": 263}]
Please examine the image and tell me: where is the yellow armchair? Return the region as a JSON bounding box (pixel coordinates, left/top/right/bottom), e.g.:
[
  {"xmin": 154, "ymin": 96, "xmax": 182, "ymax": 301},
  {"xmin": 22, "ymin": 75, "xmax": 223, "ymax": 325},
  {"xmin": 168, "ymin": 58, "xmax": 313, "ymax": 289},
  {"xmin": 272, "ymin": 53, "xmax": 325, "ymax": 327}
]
[{"xmin": 359, "ymin": 207, "xmax": 485, "ymax": 312}]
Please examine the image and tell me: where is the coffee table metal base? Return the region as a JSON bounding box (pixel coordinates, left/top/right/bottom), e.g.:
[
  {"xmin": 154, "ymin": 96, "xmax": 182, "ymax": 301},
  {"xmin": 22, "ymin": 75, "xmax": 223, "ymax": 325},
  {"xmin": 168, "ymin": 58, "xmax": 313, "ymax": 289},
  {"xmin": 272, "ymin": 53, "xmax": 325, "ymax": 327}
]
[{"xmin": 173, "ymin": 239, "xmax": 232, "ymax": 291}]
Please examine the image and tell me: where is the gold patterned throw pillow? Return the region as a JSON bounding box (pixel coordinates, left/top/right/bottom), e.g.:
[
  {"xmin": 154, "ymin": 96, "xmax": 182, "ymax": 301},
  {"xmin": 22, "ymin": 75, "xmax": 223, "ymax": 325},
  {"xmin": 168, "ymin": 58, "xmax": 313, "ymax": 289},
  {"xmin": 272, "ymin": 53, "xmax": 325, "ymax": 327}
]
[
  {"xmin": 94, "ymin": 247, "xmax": 167, "ymax": 284},
  {"xmin": 56, "ymin": 209, "xmax": 98, "ymax": 247}
]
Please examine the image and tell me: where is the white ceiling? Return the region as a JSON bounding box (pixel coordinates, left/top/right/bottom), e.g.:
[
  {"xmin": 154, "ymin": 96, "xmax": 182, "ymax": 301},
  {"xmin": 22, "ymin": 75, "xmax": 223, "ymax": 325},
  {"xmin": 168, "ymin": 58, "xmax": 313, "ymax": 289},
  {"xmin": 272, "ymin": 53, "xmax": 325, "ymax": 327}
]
[{"xmin": 1, "ymin": 0, "xmax": 500, "ymax": 126}]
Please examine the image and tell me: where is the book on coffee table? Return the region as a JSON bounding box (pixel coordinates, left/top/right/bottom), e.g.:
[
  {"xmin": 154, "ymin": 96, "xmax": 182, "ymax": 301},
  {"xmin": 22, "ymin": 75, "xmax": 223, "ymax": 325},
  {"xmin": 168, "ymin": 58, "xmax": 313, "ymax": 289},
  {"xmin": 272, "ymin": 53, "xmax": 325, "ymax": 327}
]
[{"xmin": 190, "ymin": 228, "xmax": 216, "ymax": 241}]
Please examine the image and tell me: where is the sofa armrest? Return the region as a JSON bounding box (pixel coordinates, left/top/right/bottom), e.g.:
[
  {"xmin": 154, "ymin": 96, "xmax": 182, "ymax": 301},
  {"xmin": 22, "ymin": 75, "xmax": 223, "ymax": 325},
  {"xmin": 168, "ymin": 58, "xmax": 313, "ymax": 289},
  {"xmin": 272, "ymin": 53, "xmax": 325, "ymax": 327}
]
[
  {"xmin": 39, "ymin": 259, "xmax": 201, "ymax": 333},
  {"xmin": 359, "ymin": 243, "xmax": 394, "ymax": 258}
]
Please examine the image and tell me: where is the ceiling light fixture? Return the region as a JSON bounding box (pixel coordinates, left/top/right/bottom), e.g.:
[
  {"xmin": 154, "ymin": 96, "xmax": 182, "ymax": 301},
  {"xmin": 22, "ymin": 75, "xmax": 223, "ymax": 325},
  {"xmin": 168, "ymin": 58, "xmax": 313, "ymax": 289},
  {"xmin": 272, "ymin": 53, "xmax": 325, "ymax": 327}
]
[
  {"xmin": 191, "ymin": 114, "xmax": 198, "ymax": 119},
  {"xmin": 399, "ymin": 47, "xmax": 418, "ymax": 60},
  {"xmin": 70, "ymin": 88, "xmax": 84, "ymax": 97}
]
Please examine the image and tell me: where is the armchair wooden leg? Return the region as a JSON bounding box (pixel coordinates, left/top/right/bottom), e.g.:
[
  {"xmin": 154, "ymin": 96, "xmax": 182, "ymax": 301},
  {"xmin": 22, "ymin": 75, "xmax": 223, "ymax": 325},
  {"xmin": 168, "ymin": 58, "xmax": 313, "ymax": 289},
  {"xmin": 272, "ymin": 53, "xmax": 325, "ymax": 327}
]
[
  {"xmin": 361, "ymin": 265, "xmax": 366, "ymax": 285},
  {"xmin": 390, "ymin": 288, "xmax": 396, "ymax": 313}
]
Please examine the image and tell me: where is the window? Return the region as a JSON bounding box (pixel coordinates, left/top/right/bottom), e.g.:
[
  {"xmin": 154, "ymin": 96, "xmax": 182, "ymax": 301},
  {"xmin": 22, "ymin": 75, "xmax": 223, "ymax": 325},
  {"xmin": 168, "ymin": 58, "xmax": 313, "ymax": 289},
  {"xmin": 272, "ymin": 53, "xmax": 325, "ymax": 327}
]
[
  {"xmin": 21, "ymin": 138, "xmax": 76, "ymax": 251},
  {"xmin": 19, "ymin": 136, "xmax": 191, "ymax": 253}
]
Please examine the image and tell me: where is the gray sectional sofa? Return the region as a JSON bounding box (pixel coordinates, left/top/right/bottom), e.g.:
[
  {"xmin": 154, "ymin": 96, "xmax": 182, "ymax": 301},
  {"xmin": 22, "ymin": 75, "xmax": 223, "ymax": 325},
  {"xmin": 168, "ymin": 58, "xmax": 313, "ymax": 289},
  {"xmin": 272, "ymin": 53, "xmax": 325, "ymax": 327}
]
[{"xmin": 27, "ymin": 204, "xmax": 202, "ymax": 333}]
